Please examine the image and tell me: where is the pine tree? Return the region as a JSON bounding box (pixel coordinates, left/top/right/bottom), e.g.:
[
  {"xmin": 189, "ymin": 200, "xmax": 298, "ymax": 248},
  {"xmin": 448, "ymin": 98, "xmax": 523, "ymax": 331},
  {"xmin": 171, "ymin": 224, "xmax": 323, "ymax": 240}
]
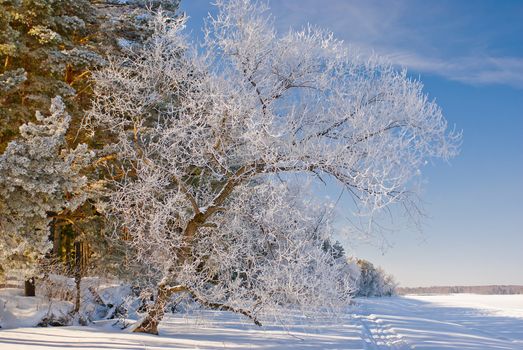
[
  {"xmin": 0, "ymin": 0, "xmax": 103, "ymax": 151},
  {"xmin": 0, "ymin": 96, "xmax": 92, "ymax": 280},
  {"xmin": 0, "ymin": 0, "xmax": 180, "ymax": 151},
  {"xmin": 0, "ymin": 0, "xmax": 180, "ymax": 297}
]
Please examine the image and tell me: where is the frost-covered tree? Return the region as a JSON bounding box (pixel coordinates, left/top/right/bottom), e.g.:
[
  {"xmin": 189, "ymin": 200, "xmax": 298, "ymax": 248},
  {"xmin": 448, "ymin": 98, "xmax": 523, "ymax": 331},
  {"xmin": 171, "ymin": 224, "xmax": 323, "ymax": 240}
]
[
  {"xmin": 353, "ymin": 258, "xmax": 397, "ymax": 297},
  {"xmin": 86, "ymin": 0, "xmax": 459, "ymax": 334},
  {"xmin": 0, "ymin": 97, "xmax": 93, "ymax": 282}
]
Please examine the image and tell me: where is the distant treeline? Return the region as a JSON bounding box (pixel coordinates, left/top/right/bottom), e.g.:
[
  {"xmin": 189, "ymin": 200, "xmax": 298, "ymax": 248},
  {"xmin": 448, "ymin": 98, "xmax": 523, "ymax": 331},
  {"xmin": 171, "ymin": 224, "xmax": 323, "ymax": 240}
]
[{"xmin": 398, "ymin": 285, "xmax": 523, "ymax": 295}]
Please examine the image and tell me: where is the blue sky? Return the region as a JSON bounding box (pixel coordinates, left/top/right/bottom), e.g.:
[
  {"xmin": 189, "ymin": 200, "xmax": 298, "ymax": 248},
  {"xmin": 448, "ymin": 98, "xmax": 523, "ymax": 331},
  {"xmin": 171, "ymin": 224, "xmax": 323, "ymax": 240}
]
[{"xmin": 180, "ymin": 1, "xmax": 523, "ymax": 287}]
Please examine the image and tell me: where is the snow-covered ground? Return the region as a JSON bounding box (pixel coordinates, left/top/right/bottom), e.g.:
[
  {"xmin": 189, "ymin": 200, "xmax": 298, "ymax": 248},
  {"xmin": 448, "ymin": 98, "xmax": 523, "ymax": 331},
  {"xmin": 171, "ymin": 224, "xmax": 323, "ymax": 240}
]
[
  {"xmin": 0, "ymin": 288, "xmax": 73, "ymax": 329},
  {"xmin": 406, "ymin": 293, "xmax": 523, "ymax": 318},
  {"xmin": 355, "ymin": 295, "xmax": 523, "ymax": 349},
  {"xmin": 1, "ymin": 292, "xmax": 522, "ymax": 349}
]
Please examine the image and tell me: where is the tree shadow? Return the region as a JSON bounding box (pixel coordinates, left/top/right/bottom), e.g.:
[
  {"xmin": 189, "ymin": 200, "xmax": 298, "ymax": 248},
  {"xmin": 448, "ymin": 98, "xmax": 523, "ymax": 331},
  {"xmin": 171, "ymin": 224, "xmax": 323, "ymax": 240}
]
[{"xmin": 356, "ymin": 296, "xmax": 523, "ymax": 349}]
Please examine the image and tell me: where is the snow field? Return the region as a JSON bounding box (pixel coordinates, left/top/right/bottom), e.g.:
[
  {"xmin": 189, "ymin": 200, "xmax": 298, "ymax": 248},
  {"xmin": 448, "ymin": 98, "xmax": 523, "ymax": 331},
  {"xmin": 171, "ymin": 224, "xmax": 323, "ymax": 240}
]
[{"xmin": 1, "ymin": 294, "xmax": 522, "ymax": 349}]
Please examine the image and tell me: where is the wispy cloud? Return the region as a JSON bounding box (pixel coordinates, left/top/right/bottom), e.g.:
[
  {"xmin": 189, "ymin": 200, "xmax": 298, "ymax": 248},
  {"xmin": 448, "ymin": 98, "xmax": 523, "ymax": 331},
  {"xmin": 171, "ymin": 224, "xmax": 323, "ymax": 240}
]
[
  {"xmin": 382, "ymin": 50, "xmax": 523, "ymax": 88},
  {"xmin": 269, "ymin": 0, "xmax": 523, "ymax": 88}
]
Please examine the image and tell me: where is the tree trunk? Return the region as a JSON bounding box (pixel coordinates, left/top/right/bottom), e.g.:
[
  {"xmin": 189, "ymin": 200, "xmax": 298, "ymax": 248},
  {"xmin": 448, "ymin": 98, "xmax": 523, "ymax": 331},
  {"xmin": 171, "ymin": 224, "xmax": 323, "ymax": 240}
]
[
  {"xmin": 52, "ymin": 219, "xmax": 61, "ymax": 256},
  {"xmin": 74, "ymin": 274, "xmax": 81, "ymax": 313},
  {"xmin": 73, "ymin": 241, "xmax": 82, "ymax": 313},
  {"xmin": 24, "ymin": 277, "xmax": 35, "ymax": 296},
  {"xmin": 132, "ymin": 285, "xmax": 171, "ymax": 335},
  {"xmin": 132, "ymin": 283, "xmax": 187, "ymax": 334}
]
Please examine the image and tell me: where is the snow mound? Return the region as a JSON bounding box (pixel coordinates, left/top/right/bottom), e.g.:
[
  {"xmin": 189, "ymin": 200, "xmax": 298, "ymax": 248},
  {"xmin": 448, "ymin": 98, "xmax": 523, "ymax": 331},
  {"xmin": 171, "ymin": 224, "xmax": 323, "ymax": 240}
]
[{"xmin": 0, "ymin": 288, "xmax": 72, "ymax": 329}]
